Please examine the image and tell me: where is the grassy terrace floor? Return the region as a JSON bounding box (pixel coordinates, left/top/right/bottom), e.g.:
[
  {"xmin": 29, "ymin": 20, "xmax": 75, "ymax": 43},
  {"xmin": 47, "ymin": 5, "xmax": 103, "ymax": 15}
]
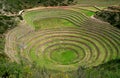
[
  {"xmin": 33, "ymin": 18, "xmax": 76, "ymax": 30},
  {"xmin": 23, "ymin": 8, "xmax": 88, "ymax": 29}
]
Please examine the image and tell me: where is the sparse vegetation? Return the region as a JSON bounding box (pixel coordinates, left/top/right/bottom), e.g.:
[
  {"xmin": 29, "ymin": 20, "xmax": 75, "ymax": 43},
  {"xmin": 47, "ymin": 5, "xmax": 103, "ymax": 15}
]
[
  {"xmin": 95, "ymin": 5, "xmax": 120, "ymax": 29},
  {"xmin": 0, "ymin": 15, "xmax": 17, "ymax": 34}
]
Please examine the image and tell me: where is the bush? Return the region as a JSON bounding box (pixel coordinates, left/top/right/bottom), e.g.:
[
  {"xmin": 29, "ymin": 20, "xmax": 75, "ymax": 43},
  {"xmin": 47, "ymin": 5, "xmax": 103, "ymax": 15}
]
[
  {"xmin": 0, "ymin": 15, "xmax": 17, "ymax": 34},
  {"xmin": 1, "ymin": 0, "xmax": 77, "ymax": 14},
  {"xmin": 94, "ymin": 6, "xmax": 120, "ymax": 29}
]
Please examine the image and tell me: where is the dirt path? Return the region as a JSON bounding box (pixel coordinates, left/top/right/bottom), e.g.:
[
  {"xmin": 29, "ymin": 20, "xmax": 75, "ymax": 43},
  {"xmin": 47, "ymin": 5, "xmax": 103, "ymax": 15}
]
[
  {"xmin": 91, "ymin": 15, "xmax": 110, "ymax": 25},
  {"xmin": 25, "ymin": 6, "xmax": 71, "ymax": 11}
]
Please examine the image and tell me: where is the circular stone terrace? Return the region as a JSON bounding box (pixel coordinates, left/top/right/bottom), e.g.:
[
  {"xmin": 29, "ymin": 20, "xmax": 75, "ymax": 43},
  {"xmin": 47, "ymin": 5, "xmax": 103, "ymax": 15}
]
[{"xmin": 5, "ymin": 7, "xmax": 120, "ymax": 72}]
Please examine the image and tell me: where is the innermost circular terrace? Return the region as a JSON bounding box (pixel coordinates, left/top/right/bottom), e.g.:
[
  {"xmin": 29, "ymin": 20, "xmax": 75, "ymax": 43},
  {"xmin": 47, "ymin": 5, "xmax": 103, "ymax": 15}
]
[{"xmin": 51, "ymin": 48, "xmax": 78, "ymax": 65}]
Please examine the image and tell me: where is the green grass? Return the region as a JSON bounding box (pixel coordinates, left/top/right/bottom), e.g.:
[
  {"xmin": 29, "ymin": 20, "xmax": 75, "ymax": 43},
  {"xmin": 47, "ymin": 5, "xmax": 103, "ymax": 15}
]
[
  {"xmin": 51, "ymin": 49, "xmax": 78, "ymax": 65},
  {"xmin": 80, "ymin": 10, "xmax": 95, "ymax": 17},
  {"xmin": 33, "ymin": 18, "xmax": 76, "ymax": 30}
]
